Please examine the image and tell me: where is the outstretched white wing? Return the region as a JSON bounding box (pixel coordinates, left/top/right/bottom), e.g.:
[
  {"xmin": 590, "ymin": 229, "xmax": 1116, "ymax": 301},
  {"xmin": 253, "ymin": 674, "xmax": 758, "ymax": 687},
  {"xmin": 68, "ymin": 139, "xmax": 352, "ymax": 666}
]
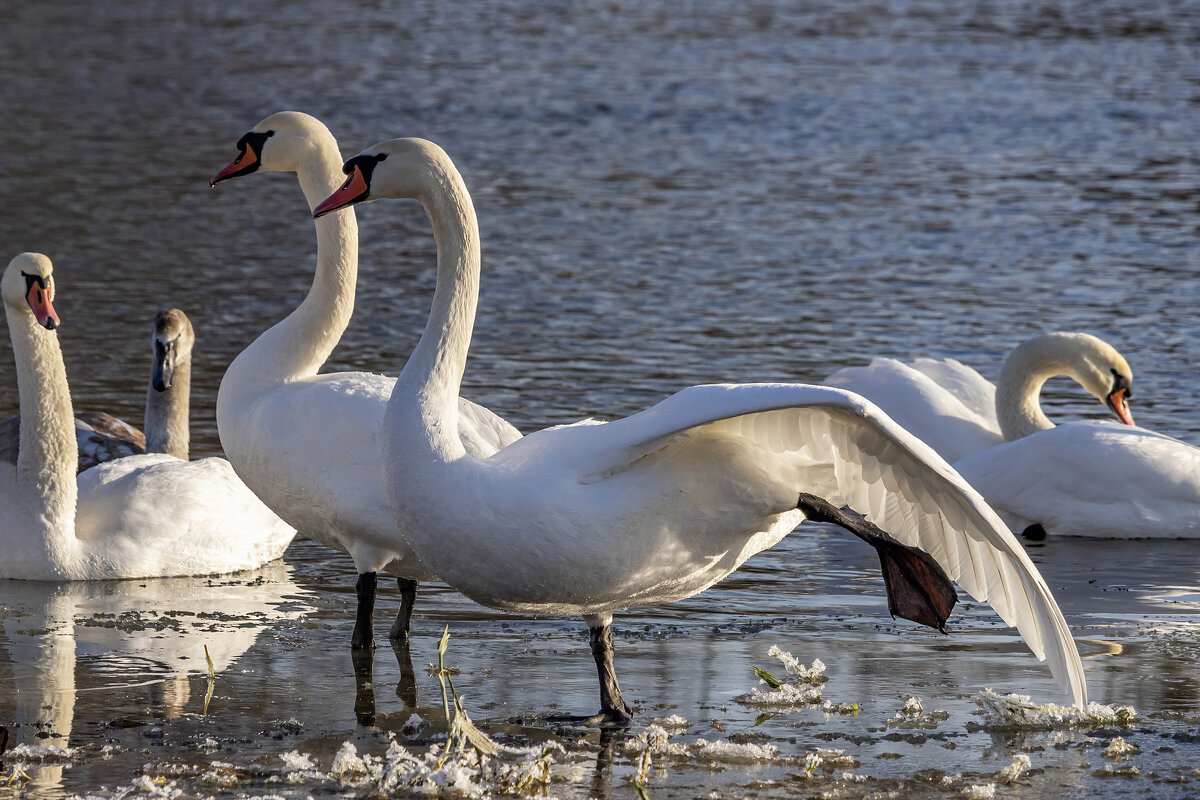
[{"xmin": 541, "ymin": 383, "xmax": 1086, "ymax": 706}]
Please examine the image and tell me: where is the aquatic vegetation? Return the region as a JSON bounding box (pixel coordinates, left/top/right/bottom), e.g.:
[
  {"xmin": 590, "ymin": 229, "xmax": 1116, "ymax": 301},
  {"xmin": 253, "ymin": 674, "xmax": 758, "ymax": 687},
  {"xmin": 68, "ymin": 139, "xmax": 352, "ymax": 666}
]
[
  {"xmin": 974, "ymin": 689, "xmax": 1136, "ymax": 730},
  {"xmin": 692, "ymin": 738, "xmax": 779, "ymax": 762},
  {"xmin": 652, "ymin": 714, "xmax": 688, "ymax": 730},
  {"xmin": 277, "ymin": 733, "xmax": 561, "ymax": 796},
  {"xmin": 1102, "ymin": 737, "xmax": 1139, "ymax": 758},
  {"xmin": 5, "ymin": 743, "xmax": 80, "ymax": 763},
  {"xmin": 998, "ymin": 753, "xmax": 1032, "ymax": 784},
  {"xmin": 821, "ymin": 700, "xmax": 860, "ymax": 716},
  {"xmin": 798, "ymin": 750, "xmax": 822, "ymax": 778},
  {"xmin": 625, "ymin": 725, "xmax": 687, "ymax": 756},
  {"xmin": 737, "ymin": 645, "xmax": 826, "ymax": 707},
  {"xmin": 884, "ymin": 694, "xmax": 949, "ymax": 730},
  {"xmin": 202, "ymin": 644, "xmax": 216, "ymax": 715},
  {"xmin": 632, "ymin": 744, "xmax": 653, "ymax": 798},
  {"xmin": 1094, "ymin": 763, "xmax": 1141, "ymax": 778}
]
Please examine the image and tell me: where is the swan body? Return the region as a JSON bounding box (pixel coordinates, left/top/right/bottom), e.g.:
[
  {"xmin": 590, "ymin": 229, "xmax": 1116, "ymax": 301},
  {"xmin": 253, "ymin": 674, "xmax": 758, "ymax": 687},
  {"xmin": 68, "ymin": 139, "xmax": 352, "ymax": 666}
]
[
  {"xmin": 956, "ymin": 422, "xmax": 1200, "ymax": 538},
  {"xmin": 0, "ymin": 253, "xmax": 294, "ymax": 581},
  {"xmin": 826, "ymin": 332, "xmax": 1135, "ymax": 463},
  {"xmin": 825, "ymin": 357, "xmax": 1002, "ymax": 463},
  {"xmin": 1, "ymin": 406, "xmax": 146, "ymax": 471},
  {"xmin": 211, "ymin": 112, "xmax": 520, "ymax": 644},
  {"xmin": 827, "ymin": 334, "xmax": 1200, "ymax": 537},
  {"xmin": 314, "ymin": 138, "xmax": 1088, "ymax": 711}
]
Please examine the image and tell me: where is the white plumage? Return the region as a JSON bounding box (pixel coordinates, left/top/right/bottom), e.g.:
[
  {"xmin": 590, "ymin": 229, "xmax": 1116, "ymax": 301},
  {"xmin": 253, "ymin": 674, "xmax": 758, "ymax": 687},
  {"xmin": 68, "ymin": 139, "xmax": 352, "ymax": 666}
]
[
  {"xmin": 0, "ymin": 253, "xmax": 294, "ymax": 581},
  {"xmin": 828, "ymin": 333, "xmax": 1199, "ymax": 537},
  {"xmin": 314, "ymin": 137, "xmax": 1088, "ymax": 711},
  {"xmin": 211, "ymin": 113, "xmax": 521, "ymax": 644}
]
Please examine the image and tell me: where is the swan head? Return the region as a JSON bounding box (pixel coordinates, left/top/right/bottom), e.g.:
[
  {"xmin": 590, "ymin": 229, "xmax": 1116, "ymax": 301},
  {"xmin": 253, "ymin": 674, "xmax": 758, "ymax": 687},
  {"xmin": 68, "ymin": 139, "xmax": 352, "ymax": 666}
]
[
  {"xmin": 210, "ymin": 111, "xmax": 335, "ymax": 186},
  {"xmin": 1054, "ymin": 333, "xmax": 1134, "ymax": 426},
  {"xmin": 150, "ymin": 308, "xmax": 194, "ymax": 392},
  {"xmin": 1008, "ymin": 331, "xmax": 1135, "ymax": 426},
  {"xmin": 313, "ymin": 138, "xmax": 450, "ymax": 217},
  {"xmin": 3, "ymin": 253, "xmax": 60, "ymax": 331}
]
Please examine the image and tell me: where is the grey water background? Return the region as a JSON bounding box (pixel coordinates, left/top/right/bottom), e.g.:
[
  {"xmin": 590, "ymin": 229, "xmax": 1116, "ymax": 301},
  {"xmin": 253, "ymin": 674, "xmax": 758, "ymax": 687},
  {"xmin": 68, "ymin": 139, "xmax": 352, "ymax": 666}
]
[{"xmin": 0, "ymin": 0, "xmax": 1198, "ymax": 797}]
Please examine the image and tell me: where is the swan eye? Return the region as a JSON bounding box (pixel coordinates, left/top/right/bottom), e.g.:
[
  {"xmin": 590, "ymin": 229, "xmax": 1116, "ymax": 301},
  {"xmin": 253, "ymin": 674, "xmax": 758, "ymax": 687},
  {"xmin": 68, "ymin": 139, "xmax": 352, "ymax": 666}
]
[{"xmin": 1109, "ymin": 368, "xmax": 1132, "ymax": 399}]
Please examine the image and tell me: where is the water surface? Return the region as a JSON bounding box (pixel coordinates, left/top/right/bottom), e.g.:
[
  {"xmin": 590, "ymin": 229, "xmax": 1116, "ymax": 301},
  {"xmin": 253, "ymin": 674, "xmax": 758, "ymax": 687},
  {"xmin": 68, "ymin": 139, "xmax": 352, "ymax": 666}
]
[{"xmin": 0, "ymin": 0, "xmax": 1198, "ymax": 797}]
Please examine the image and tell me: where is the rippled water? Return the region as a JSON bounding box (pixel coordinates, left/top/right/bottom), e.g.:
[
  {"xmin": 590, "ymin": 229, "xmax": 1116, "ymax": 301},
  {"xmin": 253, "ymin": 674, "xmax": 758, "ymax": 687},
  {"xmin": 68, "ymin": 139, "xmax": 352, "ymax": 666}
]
[{"xmin": 0, "ymin": 0, "xmax": 1198, "ymax": 797}]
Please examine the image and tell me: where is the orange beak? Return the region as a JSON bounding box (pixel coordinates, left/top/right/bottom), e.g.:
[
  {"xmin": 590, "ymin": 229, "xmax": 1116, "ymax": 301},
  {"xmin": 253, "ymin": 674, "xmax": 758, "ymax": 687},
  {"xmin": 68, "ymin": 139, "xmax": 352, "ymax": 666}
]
[
  {"xmin": 313, "ymin": 166, "xmax": 369, "ymax": 218},
  {"xmin": 210, "ymin": 146, "xmax": 260, "ymax": 186},
  {"xmin": 26, "ymin": 281, "xmax": 59, "ymax": 330},
  {"xmin": 1106, "ymin": 388, "xmax": 1134, "ymax": 426}
]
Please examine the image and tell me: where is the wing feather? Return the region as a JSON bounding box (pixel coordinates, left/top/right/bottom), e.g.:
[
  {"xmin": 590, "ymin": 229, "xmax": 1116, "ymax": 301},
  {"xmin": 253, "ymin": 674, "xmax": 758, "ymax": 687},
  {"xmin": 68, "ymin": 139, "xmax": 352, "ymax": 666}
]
[{"xmin": 552, "ymin": 383, "xmax": 1085, "ymax": 705}]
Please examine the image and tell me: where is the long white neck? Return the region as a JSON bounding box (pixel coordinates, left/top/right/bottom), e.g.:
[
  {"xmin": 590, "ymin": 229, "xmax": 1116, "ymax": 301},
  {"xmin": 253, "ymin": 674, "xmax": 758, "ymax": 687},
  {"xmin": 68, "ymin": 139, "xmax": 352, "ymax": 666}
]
[
  {"xmin": 145, "ymin": 352, "xmax": 190, "ymax": 460},
  {"xmin": 221, "ymin": 144, "xmax": 358, "ymax": 394},
  {"xmin": 395, "ymin": 159, "xmax": 481, "ymax": 459},
  {"xmin": 6, "ymin": 304, "xmax": 79, "ymax": 569},
  {"xmin": 995, "ymin": 335, "xmax": 1082, "ymax": 440}
]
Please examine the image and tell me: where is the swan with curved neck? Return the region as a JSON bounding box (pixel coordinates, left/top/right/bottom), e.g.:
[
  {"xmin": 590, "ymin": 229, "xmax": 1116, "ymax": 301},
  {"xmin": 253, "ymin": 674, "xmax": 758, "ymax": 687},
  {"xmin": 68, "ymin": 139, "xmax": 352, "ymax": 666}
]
[
  {"xmin": 0, "ymin": 253, "xmax": 294, "ymax": 580},
  {"xmin": 211, "ymin": 112, "xmax": 521, "ymax": 648},
  {"xmin": 995, "ymin": 332, "xmax": 1133, "ymax": 439},
  {"xmin": 826, "ymin": 331, "xmax": 1134, "ymax": 463},
  {"xmin": 823, "ymin": 326, "xmax": 1200, "ymax": 539},
  {"xmin": 313, "ymin": 139, "xmax": 1087, "ymax": 724}
]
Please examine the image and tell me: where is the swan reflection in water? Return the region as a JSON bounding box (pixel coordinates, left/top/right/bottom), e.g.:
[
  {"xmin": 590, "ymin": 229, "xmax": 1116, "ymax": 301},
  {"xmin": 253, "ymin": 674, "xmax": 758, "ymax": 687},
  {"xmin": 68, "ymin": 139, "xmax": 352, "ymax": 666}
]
[{"xmin": 0, "ymin": 561, "xmax": 313, "ymax": 793}]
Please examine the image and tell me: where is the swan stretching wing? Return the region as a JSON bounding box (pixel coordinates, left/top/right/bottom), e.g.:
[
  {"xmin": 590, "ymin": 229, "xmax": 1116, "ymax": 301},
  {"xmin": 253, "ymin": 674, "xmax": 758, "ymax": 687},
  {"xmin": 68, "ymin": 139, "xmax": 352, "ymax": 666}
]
[
  {"xmin": 314, "ymin": 137, "xmax": 1088, "ymax": 723},
  {"xmin": 479, "ymin": 382, "xmax": 1085, "ymax": 705}
]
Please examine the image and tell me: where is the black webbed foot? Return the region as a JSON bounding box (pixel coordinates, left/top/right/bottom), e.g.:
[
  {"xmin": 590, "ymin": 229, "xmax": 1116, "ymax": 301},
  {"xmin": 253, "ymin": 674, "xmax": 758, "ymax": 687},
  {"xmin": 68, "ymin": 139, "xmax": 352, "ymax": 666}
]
[
  {"xmin": 580, "ymin": 706, "xmax": 635, "ymax": 729},
  {"xmin": 797, "ymin": 493, "xmax": 957, "ymax": 633}
]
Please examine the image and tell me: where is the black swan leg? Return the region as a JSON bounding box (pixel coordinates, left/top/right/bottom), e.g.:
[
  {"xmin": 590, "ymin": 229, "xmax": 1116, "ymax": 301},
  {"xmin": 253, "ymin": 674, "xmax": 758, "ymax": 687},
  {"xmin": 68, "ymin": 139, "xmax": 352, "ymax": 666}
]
[
  {"xmin": 797, "ymin": 493, "xmax": 957, "ymax": 632},
  {"xmin": 351, "ymin": 571, "xmax": 378, "ymax": 650},
  {"xmin": 388, "ymin": 578, "xmax": 418, "ymax": 644},
  {"xmin": 580, "ymin": 615, "xmax": 634, "ymax": 728}
]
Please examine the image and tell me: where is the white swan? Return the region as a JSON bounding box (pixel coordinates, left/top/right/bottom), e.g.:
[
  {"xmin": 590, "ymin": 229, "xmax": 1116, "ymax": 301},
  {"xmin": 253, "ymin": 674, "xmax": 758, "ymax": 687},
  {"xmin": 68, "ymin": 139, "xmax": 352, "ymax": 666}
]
[
  {"xmin": 826, "ymin": 334, "xmax": 1200, "ymax": 538},
  {"xmin": 210, "ymin": 112, "xmax": 521, "ymax": 648},
  {"xmin": 826, "ymin": 332, "xmax": 1135, "ymax": 463},
  {"xmin": 0, "ymin": 253, "xmax": 294, "ymax": 580},
  {"xmin": 954, "ymin": 421, "xmax": 1200, "ymax": 538},
  {"xmin": 312, "ymin": 138, "xmax": 1088, "ymax": 724}
]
